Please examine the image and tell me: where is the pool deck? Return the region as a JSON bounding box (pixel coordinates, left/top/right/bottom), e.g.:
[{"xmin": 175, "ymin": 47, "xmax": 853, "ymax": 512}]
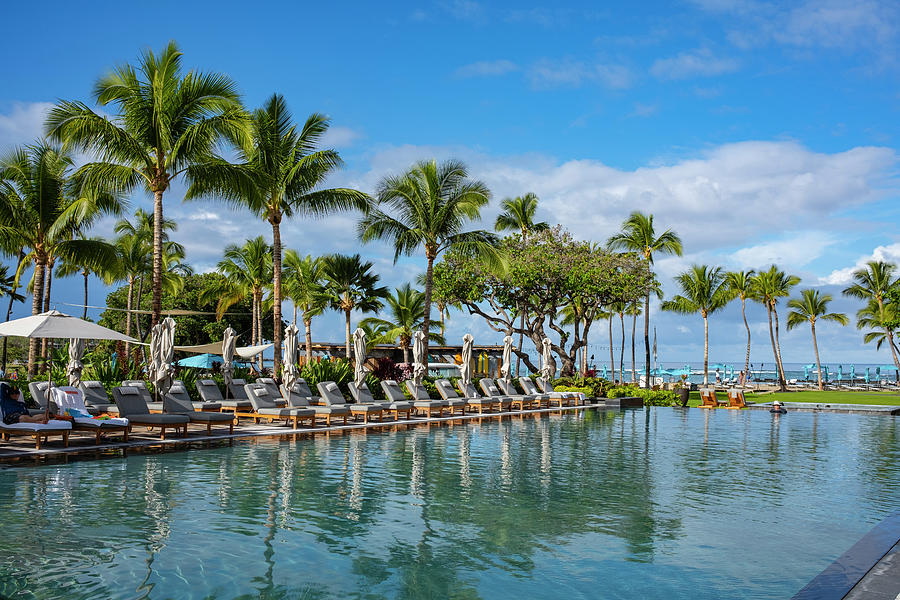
[{"xmin": 0, "ymin": 401, "xmax": 614, "ymax": 464}]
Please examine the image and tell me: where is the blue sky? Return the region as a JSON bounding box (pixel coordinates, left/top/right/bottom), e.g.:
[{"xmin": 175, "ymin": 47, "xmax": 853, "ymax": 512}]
[{"xmin": 2, "ymin": 0, "xmax": 899, "ymax": 367}]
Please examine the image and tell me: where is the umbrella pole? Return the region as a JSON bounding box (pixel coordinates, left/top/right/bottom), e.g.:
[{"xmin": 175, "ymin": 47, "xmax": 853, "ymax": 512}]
[{"xmin": 44, "ymin": 340, "xmax": 53, "ymax": 421}]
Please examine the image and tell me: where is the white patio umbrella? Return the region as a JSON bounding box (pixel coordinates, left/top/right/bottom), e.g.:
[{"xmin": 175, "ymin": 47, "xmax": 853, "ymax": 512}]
[
  {"xmin": 151, "ymin": 317, "xmax": 176, "ymax": 398},
  {"xmin": 0, "ymin": 310, "xmax": 136, "ymax": 418},
  {"xmin": 282, "ymin": 324, "xmax": 300, "ymax": 392},
  {"xmin": 460, "ymin": 333, "xmax": 474, "ymax": 387},
  {"xmin": 412, "ymin": 330, "xmax": 427, "ymax": 386},
  {"xmin": 352, "ymin": 327, "xmax": 367, "ymax": 388},
  {"xmin": 501, "ymin": 335, "xmax": 513, "ymax": 382},
  {"xmin": 66, "ymin": 338, "xmax": 85, "ymax": 387},
  {"xmin": 541, "ymin": 337, "xmax": 554, "ymax": 380},
  {"xmin": 221, "ymin": 327, "xmax": 237, "ymax": 398}
]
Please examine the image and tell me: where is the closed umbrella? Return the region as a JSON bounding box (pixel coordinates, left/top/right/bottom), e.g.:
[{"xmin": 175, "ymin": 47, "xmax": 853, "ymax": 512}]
[
  {"xmin": 412, "ymin": 330, "xmax": 427, "ymax": 386},
  {"xmin": 500, "ymin": 335, "xmax": 513, "ymax": 383},
  {"xmin": 283, "ymin": 324, "xmax": 300, "ymax": 392},
  {"xmin": 540, "ymin": 337, "xmax": 554, "ymax": 381},
  {"xmin": 66, "ymin": 338, "xmax": 85, "ymax": 387},
  {"xmin": 154, "ymin": 317, "xmax": 176, "ymax": 397},
  {"xmin": 460, "ymin": 333, "xmax": 474, "ymax": 387},
  {"xmin": 147, "ymin": 324, "xmax": 161, "ymax": 388},
  {"xmin": 222, "ymin": 327, "xmax": 236, "ymax": 398},
  {"xmin": 352, "ymin": 327, "xmax": 367, "ymax": 388}
]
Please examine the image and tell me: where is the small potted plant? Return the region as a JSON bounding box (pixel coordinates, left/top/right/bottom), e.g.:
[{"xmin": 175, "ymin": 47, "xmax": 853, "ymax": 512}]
[{"xmin": 676, "ymin": 374, "xmax": 690, "ymax": 407}]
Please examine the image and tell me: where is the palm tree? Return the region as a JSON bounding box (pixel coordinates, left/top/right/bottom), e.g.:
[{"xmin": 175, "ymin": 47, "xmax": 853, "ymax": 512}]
[
  {"xmin": 359, "ymin": 159, "xmax": 499, "ymax": 358},
  {"xmin": 843, "ymin": 260, "xmax": 900, "ymax": 372},
  {"xmin": 751, "ymin": 265, "xmax": 800, "ymax": 391},
  {"xmin": 1, "ymin": 253, "xmax": 26, "ymax": 372},
  {"xmin": 46, "ymin": 41, "xmax": 248, "ymax": 328},
  {"xmin": 627, "ymin": 302, "xmax": 641, "ymax": 383},
  {"xmin": 494, "ymin": 192, "xmax": 550, "ymax": 375},
  {"xmin": 661, "ymin": 265, "xmax": 731, "ymax": 385},
  {"xmin": 608, "ymin": 211, "xmax": 683, "ymax": 387},
  {"xmin": 200, "ymin": 237, "xmax": 272, "ymax": 368},
  {"xmin": 186, "ymin": 94, "xmax": 367, "ymax": 374},
  {"xmin": 856, "ymin": 300, "xmax": 900, "ymax": 373},
  {"xmin": 786, "ymin": 289, "xmax": 848, "ymax": 390},
  {"xmin": 55, "ymin": 235, "xmax": 107, "ymax": 319},
  {"xmin": 360, "ymin": 283, "xmax": 446, "ymax": 363},
  {"xmin": 725, "ymin": 270, "xmax": 756, "ymax": 382},
  {"xmin": 321, "ymin": 254, "xmax": 388, "ymax": 358},
  {"xmin": 0, "ymin": 142, "xmax": 120, "ymax": 375},
  {"xmin": 283, "ymin": 251, "xmax": 328, "ymax": 363}
]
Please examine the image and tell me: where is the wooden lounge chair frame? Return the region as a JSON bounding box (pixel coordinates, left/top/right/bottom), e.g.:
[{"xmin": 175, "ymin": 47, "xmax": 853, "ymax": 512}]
[
  {"xmin": 234, "ymin": 384, "xmax": 316, "ymax": 429},
  {"xmin": 725, "ymin": 389, "xmax": 746, "ymax": 409}
]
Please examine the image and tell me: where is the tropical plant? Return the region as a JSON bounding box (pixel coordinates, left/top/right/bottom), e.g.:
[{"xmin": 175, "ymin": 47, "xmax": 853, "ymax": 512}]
[
  {"xmin": 0, "ymin": 261, "xmax": 25, "ymax": 371},
  {"xmin": 321, "ymin": 254, "xmax": 387, "ymax": 358},
  {"xmin": 751, "ymin": 265, "xmax": 800, "ymax": 391},
  {"xmin": 282, "ymin": 251, "xmax": 328, "ymax": 363},
  {"xmin": 359, "ymin": 158, "xmax": 499, "ymax": 358},
  {"xmin": 607, "ymin": 211, "xmax": 683, "ymax": 387},
  {"xmin": 627, "ymin": 302, "xmax": 641, "ymax": 384},
  {"xmin": 661, "ymin": 265, "xmax": 731, "ymax": 384},
  {"xmin": 300, "ymin": 358, "xmax": 353, "ymax": 390},
  {"xmin": 186, "ymin": 94, "xmax": 367, "ymax": 374},
  {"xmin": 725, "ymin": 270, "xmax": 755, "ymax": 384},
  {"xmin": 360, "ymin": 283, "xmax": 446, "ymax": 363},
  {"xmin": 843, "ymin": 260, "xmax": 900, "ymax": 373},
  {"xmin": 786, "ymin": 289, "xmax": 848, "ymax": 390},
  {"xmin": 856, "ymin": 300, "xmax": 900, "ymax": 372},
  {"xmin": 47, "ymin": 41, "xmax": 249, "ymax": 327},
  {"xmin": 55, "ymin": 235, "xmax": 107, "ymax": 319}
]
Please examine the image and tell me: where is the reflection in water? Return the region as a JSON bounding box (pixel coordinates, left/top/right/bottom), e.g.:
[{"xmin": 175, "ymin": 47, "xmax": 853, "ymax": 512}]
[{"xmin": 0, "ymin": 409, "xmax": 898, "ymax": 599}]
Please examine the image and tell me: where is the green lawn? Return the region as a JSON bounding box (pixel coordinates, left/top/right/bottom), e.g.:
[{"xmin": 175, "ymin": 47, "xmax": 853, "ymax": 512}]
[{"xmin": 684, "ymin": 390, "xmax": 900, "ymax": 407}]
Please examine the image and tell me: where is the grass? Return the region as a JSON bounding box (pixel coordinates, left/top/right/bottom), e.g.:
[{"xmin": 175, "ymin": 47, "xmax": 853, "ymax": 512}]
[{"xmin": 684, "ymin": 389, "xmax": 900, "ymax": 408}]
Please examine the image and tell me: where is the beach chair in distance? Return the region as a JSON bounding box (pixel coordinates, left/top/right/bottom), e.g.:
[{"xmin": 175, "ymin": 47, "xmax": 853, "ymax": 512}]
[
  {"xmin": 112, "ymin": 386, "xmax": 189, "ymax": 440},
  {"xmin": 163, "ymin": 388, "xmax": 236, "ymax": 435},
  {"xmin": 169, "ymin": 380, "xmax": 221, "ymax": 412},
  {"xmin": 78, "ymin": 381, "xmax": 116, "ymax": 414},
  {"xmin": 725, "ymin": 389, "xmax": 747, "ymax": 409},
  {"xmin": 519, "ymin": 377, "xmax": 569, "ymax": 407},
  {"xmin": 122, "ymin": 380, "xmax": 163, "ymax": 413},
  {"xmin": 406, "ymin": 380, "xmax": 464, "ymax": 415},
  {"xmin": 457, "ymin": 380, "xmax": 510, "ymax": 411},
  {"xmin": 318, "ymin": 381, "xmax": 383, "ymax": 423},
  {"xmin": 239, "ymin": 383, "xmax": 315, "ymax": 428},
  {"xmin": 254, "ymin": 377, "xmax": 287, "ymax": 407},
  {"xmin": 196, "ymin": 379, "xmax": 252, "ymax": 413},
  {"xmin": 535, "ymin": 377, "xmax": 583, "ymax": 405},
  {"xmin": 497, "ymin": 378, "xmax": 548, "ymax": 408},
  {"xmin": 480, "ymin": 378, "xmax": 530, "ymax": 411},
  {"xmin": 282, "ymin": 381, "xmax": 349, "ymax": 426},
  {"xmin": 349, "ymin": 381, "xmax": 412, "ymax": 420},
  {"xmin": 698, "ymin": 388, "xmax": 720, "ymax": 409},
  {"xmin": 50, "ymin": 386, "xmax": 129, "ymax": 444},
  {"xmin": 435, "ymin": 379, "xmax": 495, "ymax": 414},
  {"xmin": 382, "ymin": 380, "xmax": 444, "ymax": 417}
]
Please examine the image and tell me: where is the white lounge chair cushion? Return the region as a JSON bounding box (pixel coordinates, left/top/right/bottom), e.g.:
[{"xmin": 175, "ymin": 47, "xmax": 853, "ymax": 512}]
[{"xmin": 1, "ymin": 420, "xmax": 72, "ymax": 431}]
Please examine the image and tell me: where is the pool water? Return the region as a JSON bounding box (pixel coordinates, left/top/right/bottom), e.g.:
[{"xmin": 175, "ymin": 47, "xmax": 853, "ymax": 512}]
[{"xmin": 1, "ymin": 408, "xmax": 898, "ymax": 599}]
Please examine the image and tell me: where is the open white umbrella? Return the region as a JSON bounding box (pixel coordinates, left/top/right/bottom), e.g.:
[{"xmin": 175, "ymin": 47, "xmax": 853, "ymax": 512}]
[
  {"xmin": 0, "ymin": 310, "xmax": 135, "ymax": 418},
  {"xmin": 352, "ymin": 328, "xmax": 367, "ymax": 388},
  {"xmin": 541, "ymin": 337, "xmax": 554, "ymax": 380},
  {"xmin": 501, "ymin": 335, "xmax": 513, "ymax": 382},
  {"xmin": 66, "ymin": 338, "xmax": 85, "ymax": 387},
  {"xmin": 221, "ymin": 327, "xmax": 237, "ymax": 398},
  {"xmin": 283, "ymin": 324, "xmax": 300, "ymax": 392},
  {"xmin": 460, "ymin": 333, "xmax": 474, "ymax": 387},
  {"xmin": 412, "ymin": 330, "xmax": 427, "ymax": 386}
]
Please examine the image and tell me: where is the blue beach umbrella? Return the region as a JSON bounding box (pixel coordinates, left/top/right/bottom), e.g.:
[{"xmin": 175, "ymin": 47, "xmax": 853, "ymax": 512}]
[
  {"xmin": 824, "ymin": 366, "xmax": 829, "ymax": 382},
  {"xmin": 865, "ymin": 367, "xmax": 871, "ymax": 384},
  {"xmin": 837, "ymin": 365, "xmax": 843, "ymax": 382},
  {"xmin": 849, "ymin": 365, "xmax": 855, "ymax": 382}
]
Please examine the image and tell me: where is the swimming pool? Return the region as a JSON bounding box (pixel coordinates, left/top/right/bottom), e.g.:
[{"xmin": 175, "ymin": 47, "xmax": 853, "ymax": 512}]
[{"xmin": 1, "ymin": 408, "xmax": 898, "ymax": 599}]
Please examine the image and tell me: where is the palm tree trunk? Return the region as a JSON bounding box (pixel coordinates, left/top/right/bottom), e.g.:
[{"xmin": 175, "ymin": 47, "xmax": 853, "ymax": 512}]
[
  {"xmin": 125, "ymin": 278, "xmax": 134, "ymax": 359},
  {"xmin": 631, "ymin": 309, "xmax": 637, "ymax": 384},
  {"xmin": 304, "ymin": 316, "xmax": 313, "ymax": 364},
  {"xmin": 811, "ymin": 321, "xmax": 823, "ymax": 391},
  {"xmin": 3, "ymin": 249, "xmax": 25, "ymax": 373},
  {"xmin": 516, "ymin": 306, "xmax": 525, "ymax": 377},
  {"xmin": 345, "ymin": 308, "xmax": 352, "ymax": 359},
  {"xmin": 402, "ymin": 343, "xmax": 410, "ymax": 364},
  {"xmin": 135, "ymin": 276, "xmax": 144, "ymax": 343},
  {"xmin": 702, "ymin": 313, "xmax": 709, "ymax": 385},
  {"xmin": 422, "ymin": 252, "xmax": 436, "ymax": 360},
  {"xmin": 619, "ymin": 312, "xmax": 625, "ymax": 383},
  {"xmin": 151, "ymin": 189, "xmax": 164, "ymax": 328},
  {"xmin": 766, "ymin": 306, "xmax": 786, "ymax": 391},
  {"xmin": 82, "ymin": 269, "xmax": 89, "ymax": 319},
  {"xmin": 251, "ymin": 289, "xmax": 258, "ymax": 348},
  {"xmin": 256, "ymin": 291, "xmax": 264, "ymax": 371},
  {"xmin": 40, "ymin": 260, "xmax": 53, "ymax": 365},
  {"xmin": 741, "ymin": 296, "xmax": 751, "ymax": 381},
  {"xmin": 644, "ymin": 291, "xmax": 651, "ymax": 388},
  {"xmin": 293, "ymin": 305, "xmax": 298, "ymax": 327},
  {"xmin": 887, "ymin": 330, "xmax": 900, "ymax": 374},
  {"xmin": 271, "ymin": 217, "xmax": 283, "ymax": 375},
  {"xmin": 608, "ymin": 316, "xmax": 614, "ymax": 380},
  {"xmin": 27, "ymin": 260, "xmax": 44, "ymax": 378},
  {"xmin": 773, "ymin": 307, "xmax": 787, "ymax": 389}
]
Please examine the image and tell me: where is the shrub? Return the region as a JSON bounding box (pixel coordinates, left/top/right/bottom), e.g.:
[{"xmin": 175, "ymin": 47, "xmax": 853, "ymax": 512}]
[
  {"xmin": 553, "ymin": 376, "xmax": 605, "ymax": 398},
  {"xmin": 300, "ymin": 359, "xmax": 353, "ymax": 389},
  {"xmin": 370, "ymin": 357, "xmax": 402, "ymax": 382},
  {"xmin": 554, "ymin": 385, "xmax": 591, "ymax": 395},
  {"xmin": 605, "ymin": 384, "xmax": 676, "ymax": 406}
]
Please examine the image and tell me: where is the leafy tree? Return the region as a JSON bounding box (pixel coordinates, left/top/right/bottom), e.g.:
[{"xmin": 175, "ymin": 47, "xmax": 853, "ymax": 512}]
[
  {"xmin": 360, "ymin": 283, "xmax": 446, "ymax": 363},
  {"xmin": 360, "ymin": 159, "xmax": 499, "ymax": 358},
  {"xmin": 751, "ymin": 265, "xmax": 800, "ymax": 391},
  {"xmin": 661, "ymin": 265, "xmax": 731, "ymax": 384},
  {"xmin": 607, "ymin": 211, "xmax": 683, "ymax": 387},
  {"xmin": 725, "ymin": 270, "xmax": 755, "ymax": 382},
  {"xmin": 786, "ymin": 289, "xmax": 848, "ymax": 390},
  {"xmin": 856, "ymin": 300, "xmax": 900, "ymax": 374},
  {"xmin": 321, "ymin": 254, "xmax": 388, "ymax": 358},
  {"xmin": 283, "ymin": 251, "xmax": 329, "ymax": 363},
  {"xmin": 47, "ymin": 41, "xmax": 249, "ymax": 327},
  {"xmin": 186, "ymin": 94, "xmax": 367, "ymax": 374}
]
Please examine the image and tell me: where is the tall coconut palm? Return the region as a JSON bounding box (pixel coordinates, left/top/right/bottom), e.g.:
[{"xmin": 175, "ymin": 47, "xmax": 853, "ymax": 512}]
[
  {"xmin": 1, "ymin": 253, "xmax": 26, "ymax": 372},
  {"xmin": 725, "ymin": 270, "xmax": 756, "ymax": 382},
  {"xmin": 55, "ymin": 235, "xmax": 107, "ymax": 319},
  {"xmin": 627, "ymin": 302, "xmax": 641, "ymax": 383},
  {"xmin": 608, "ymin": 211, "xmax": 682, "ymax": 387},
  {"xmin": 843, "ymin": 260, "xmax": 900, "ymax": 372},
  {"xmin": 786, "ymin": 289, "xmax": 848, "ymax": 390},
  {"xmin": 359, "ymin": 159, "xmax": 499, "ymax": 358},
  {"xmin": 200, "ymin": 237, "xmax": 272, "ymax": 368},
  {"xmin": 360, "ymin": 283, "xmax": 446, "ymax": 363},
  {"xmin": 751, "ymin": 265, "xmax": 800, "ymax": 391},
  {"xmin": 0, "ymin": 142, "xmax": 120, "ymax": 376},
  {"xmin": 661, "ymin": 265, "xmax": 731, "ymax": 385},
  {"xmin": 321, "ymin": 254, "xmax": 388, "ymax": 358},
  {"xmin": 494, "ymin": 192, "xmax": 550, "ymax": 375},
  {"xmin": 46, "ymin": 41, "xmax": 249, "ymax": 328},
  {"xmin": 283, "ymin": 251, "xmax": 328, "ymax": 363},
  {"xmin": 186, "ymin": 94, "xmax": 368, "ymax": 374},
  {"xmin": 856, "ymin": 300, "xmax": 900, "ymax": 373}
]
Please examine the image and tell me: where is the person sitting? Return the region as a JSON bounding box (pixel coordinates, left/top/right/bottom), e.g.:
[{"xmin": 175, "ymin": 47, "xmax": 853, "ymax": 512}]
[{"xmin": 1, "ymin": 384, "xmax": 48, "ymax": 425}]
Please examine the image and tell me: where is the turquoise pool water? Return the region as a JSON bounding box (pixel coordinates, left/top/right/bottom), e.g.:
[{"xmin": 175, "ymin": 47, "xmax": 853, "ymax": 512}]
[{"xmin": 1, "ymin": 408, "xmax": 898, "ymax": 599}]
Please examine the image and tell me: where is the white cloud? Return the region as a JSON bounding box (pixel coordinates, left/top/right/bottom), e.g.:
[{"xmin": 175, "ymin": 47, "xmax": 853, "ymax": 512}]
[
  {"xmin": 820, "ymin": 243, "xmax": 900, "ymax": 285},
  {"xmin": 0, "ymin": 102, "xmax": 53, "ymax": 147},
  {"xmin": 320, "ymin": 125, "xmax": 362, "ymax": 148},
  {"xmin": 527, "ymin": 59, "xmax": 632, "ymax": 89},
  {"xmin": 730, "ymin": 231, "xmax": 836, "ymax": 269},
  {"xmin": 650, "ymin": 48, "xmax": 739, "ymax": 80},
  {"xmin": 454, "ymin": 59, "xmax": 519, "ymax": 78}
]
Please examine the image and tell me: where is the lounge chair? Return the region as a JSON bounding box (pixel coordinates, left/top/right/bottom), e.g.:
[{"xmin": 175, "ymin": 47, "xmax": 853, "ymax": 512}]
[
  {"xmin": 49, "ymin": 386, "xmax": 129, "ymax": 444},
  {"xmin": 519, "ymin": 377, "xmax": 570, "ymax": 407},
  {"xmin": 196, "ymin": 379, "xmax": 251, "ymax": 412},
  {"xmin": 78, "ymin": 381, "xmax": 116, "ymax": 414},
  {"xmin": 227, "ymin": 379, "xmax": 253, "ymax": 405},
  {"xmin": 457, "ymin": 380, "xmax": 511, "ymax": 411},
  {"xmin": 239, "ymin": 383, "xmax": 316, "ymax": 428},
  {"xmin": 725, "ymin": 389, "xmax": 746, "ymax": 409},
  {"xmin": 112, "ymin": 386, "xmax": 189, "ymax": 440},
  {"xmin": 28, "ymin": 381, "xmax": 51, "ymax": 413},
  {"xmin": 0, "ymin": 382, "xmax": 71, "ymax": 449},
  {"xmin": 496, "ymin": 378, "xmax": 547, "ymax": 408},
  {"xmin": 163, "ymin": 387, "xmax": 236, "ymax": 435},
  {"xmin": 535, "ymin": 377, "xmax": 583, "ymax": 405},
  {"xmin": 435, "ymin": 379, "xmax": 496, "ymax": 414},
  {"xmin": 406, "ymin": 380, "xmax": 462, "ymax": 415},
  {"xmin": 254, "ymin": 377, "xmax": 287, "ymax": 407},
  {"xmin": 698, "ymin": 388, "xmax": 722, "ymax": 409},
  {"xmin": 122, "ymin": 380, "xmax": 163, "ymax": 412},
  {"xmin": 480, "ymin": 378, "xmax": 530, "ymax": 410},
  {"xmin": 281, "ymin": 380, "xmax": 350, "ymax": 426},
  {"xmin": 317, "ymin": 381, "xmax": 383, "ymax": 423},
  {"xmin": 382, "ymin": 380, "xmax": 445, "ymax": 417},
  {"xmin": 349, "ymin": 381, "xmax": 412, "ymax": 420},
  {"xmin": 169, "ymin": 380, "xmax": 221, "ymax": 412}
]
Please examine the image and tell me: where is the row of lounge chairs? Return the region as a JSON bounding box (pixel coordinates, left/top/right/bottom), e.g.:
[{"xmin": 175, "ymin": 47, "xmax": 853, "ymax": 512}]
[{"xmin": 698, "ymin": 388, "xmax": 747, "ymax": 409}]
